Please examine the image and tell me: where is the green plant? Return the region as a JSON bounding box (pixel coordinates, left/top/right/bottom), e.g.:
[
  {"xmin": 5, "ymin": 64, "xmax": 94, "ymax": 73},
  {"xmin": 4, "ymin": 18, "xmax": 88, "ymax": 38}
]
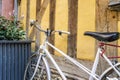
[{"xmin": 0, "ymin": 16, "xmax": 26, "ymax": 40}]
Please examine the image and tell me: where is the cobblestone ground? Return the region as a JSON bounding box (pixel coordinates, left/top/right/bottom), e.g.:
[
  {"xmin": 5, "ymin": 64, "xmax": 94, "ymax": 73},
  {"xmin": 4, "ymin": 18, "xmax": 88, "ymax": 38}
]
[
  {"xmin": 51, "ymin": 73, "xmax": 86, "ymax": 80},
  {"xmin": 34, "ymin": 68, "xmax": 87, "ymax": 80},
  {"xmin": 47, "ymin": 55, "xmax": 92, "ymax": 80},
  {"xmin": 30, "ymin": 55, "xmax": 92, "ymax": 80},
  {"xmin": 50, "ymin": 68, "xmax": 87, "ymax": 80}
]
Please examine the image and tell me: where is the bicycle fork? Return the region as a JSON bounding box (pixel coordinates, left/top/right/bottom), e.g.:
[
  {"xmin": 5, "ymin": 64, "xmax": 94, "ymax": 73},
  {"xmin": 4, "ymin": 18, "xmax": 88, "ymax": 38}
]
[{"xmin": 30, "ymin": 54, "xmax": 42, "ymax": 80}]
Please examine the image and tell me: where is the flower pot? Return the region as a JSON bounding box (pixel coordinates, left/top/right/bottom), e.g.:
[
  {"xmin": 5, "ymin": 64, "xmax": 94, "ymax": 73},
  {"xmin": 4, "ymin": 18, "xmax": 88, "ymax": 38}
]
[{"xmin": 0, "ymin": 40, "xmax": 32, "ymax": 80}]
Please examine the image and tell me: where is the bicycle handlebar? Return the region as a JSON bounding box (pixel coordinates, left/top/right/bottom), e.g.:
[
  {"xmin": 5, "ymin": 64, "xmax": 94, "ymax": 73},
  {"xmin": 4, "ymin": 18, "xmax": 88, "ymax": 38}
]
[
  {"xmin": 54, "ymin": 30, "xmax": 70, "ymax": 35},
  {"xmin": 30, "ymin": 20, "xmax": 46, "ymax": 33},
  {"xmin": 30, "ymin": 20, "xmax": 70, "ymax": 35}
]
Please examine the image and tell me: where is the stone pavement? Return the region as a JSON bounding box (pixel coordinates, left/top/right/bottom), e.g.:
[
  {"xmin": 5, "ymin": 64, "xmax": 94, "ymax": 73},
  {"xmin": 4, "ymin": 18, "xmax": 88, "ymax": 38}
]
[{"xmin": 47, "ymin": 55, "xmax": 93, "ymax": 80}]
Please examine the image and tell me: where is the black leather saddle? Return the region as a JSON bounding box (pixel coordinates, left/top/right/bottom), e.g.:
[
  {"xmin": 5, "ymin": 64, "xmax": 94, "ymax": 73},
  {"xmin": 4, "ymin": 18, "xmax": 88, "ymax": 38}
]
[{"xmin": 84, "ymin": 31, "xmax": 120, "ymax": 42}]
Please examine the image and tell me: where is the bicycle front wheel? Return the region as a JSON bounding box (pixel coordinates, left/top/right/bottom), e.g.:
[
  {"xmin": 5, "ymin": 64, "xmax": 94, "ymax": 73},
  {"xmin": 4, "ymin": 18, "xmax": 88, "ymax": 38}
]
[
  {"xmin": 100, "ymin": 63, "xmax": 120, "ymax": 80},
  {"xmin": 24, "ymin": 53, "xmax": 51, "ymax": 80}
]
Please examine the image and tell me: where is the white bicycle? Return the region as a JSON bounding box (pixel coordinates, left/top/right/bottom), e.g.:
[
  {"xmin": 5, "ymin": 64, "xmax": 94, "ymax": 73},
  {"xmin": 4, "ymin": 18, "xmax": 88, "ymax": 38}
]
[{"xmin": 24, "ymin": 20, "xmax": 120, "ymax": 80}]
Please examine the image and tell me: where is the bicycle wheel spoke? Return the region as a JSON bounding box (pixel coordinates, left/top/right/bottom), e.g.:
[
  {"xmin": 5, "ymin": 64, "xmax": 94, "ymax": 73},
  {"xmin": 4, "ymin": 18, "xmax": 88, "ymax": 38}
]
[
  {"xmin": 24, "ymin": 54, "xmax": 50, "ymax": 80},
  {"xmin": 39, "ymin": 62, "xmax": 47, "ymax": 79},
  {"xmin": 100, "ymin": 63, "xmax": 120, "ymax": 80}
]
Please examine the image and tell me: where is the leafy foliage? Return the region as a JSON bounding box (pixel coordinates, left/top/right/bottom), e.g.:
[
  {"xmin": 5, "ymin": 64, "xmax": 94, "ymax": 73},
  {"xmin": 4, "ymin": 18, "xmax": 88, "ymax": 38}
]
[{"xmin": 0, "ymin": 16, "xmax": 26, "ymax": 40}]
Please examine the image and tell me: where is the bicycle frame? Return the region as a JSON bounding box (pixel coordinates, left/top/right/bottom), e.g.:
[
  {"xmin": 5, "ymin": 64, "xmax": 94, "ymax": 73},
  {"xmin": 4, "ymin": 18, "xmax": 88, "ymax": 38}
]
[
  {"xmin": 40, "ymin": 38, "xmax": 99, "ymax": 80},
  {"xmin": 40, "ymin": 40, "xmax": 120, "ymax": 80},
  {"xmin": 30, "ymin": 20, "xmax": 120, "ymax": 80}
]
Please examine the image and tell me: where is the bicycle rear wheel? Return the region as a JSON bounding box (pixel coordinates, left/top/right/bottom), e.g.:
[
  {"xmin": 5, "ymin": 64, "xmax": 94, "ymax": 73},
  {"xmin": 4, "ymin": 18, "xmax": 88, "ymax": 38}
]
[
  {"xmin": 100, "ymin": 63, "xmax": 120, "ymax": 80},
  {"xmin": 24, "ymin": 53, "xmax": 51, "ymax": 80}
]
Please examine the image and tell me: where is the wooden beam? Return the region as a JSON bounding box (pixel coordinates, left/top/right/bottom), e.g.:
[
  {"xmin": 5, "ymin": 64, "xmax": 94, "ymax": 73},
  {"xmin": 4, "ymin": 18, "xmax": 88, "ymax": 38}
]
[
  {"xmin": 118, "ymin": 12, "xmax": 120, "ymax": 21},
  {"xmin": 36, "ymin": 0, "xmax": 42, "ymax": 20},
  {"xmin": 35, "ymin": 0, "xmax": 50, "ymax": 50},
  {"xmin": 37, "ymin": 0, "xmax": 50, "ymax": 23},
  {"xmin": 96, "ymin": 0, "xmax": 118, "ymax": 74},
  {"xmin": 48, "ymin": 0, "xmax": 56, "ymax": 54},
  {"xmin": 29, "ymin": 0, "xmax": 41, "ymax": 40},
  {"xmin": 68, "ymin": 0, "xmax": 78, "ymax": 58},
  {"xmin": 26, "ymin": 0, "xmax": 30, "ymax": 39},
  {"xmin": 34, "ymin": 0, "xmax": 42, "ymax": 50},
  {"xmin": 28, "ymin": 0, "xmax": 50, "ymax": 50}
]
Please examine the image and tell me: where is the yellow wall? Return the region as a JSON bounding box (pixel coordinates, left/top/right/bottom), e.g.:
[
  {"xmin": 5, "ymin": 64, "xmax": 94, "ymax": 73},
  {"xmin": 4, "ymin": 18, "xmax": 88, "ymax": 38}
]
[
  {"xmin": 20, "ymin": 0, "xmax": 96, "ymax": 60},
  {"xmin": 77, "ymin": 0, "xmax": 95, "ymax": 60},
  {"xmin": 54, "ymin": 0, "xmax": 68, "ymax": 55},
  {"xmin": 20, "ymin": 0, "xmax": 36, "ymax": 29},
  {"xmin": 19, "ymin": 0, "xmax": 27, "ymax": 29}
]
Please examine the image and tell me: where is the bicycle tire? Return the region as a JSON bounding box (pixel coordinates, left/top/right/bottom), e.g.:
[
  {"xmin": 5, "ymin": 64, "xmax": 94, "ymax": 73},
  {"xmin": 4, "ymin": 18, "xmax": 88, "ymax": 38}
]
[
  {"xmin": 100, "ymin": 63, "xmax": 120, "ymax": 80},
  {"xmin": 23, "ymin": 53, "xmax": 51, "ymax": 80}
]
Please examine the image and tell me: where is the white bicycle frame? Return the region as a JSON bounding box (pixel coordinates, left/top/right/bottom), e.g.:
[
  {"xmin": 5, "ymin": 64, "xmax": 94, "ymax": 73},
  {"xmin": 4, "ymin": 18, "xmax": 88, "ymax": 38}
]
[
  {"xmin": 40, "ymin": 40, "xmax": 120, "ymax": 80},
  {"xmin": 30, "ymin": 20, "xmax": 120, "ymax": 80}
]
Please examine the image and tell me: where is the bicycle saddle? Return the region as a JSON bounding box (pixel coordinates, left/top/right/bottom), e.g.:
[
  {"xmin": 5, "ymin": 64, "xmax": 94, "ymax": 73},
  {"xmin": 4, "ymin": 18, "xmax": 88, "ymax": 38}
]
[{"xmin": 84, "ymin": 31, "xmax": 120, "ymax": 42}]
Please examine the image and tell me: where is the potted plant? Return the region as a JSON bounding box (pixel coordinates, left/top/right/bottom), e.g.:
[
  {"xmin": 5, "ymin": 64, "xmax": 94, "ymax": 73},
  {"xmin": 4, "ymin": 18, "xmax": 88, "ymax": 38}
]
[
  {"xmin": 0, "ymin": 16, "xmax": 26, "ymax": 40},
  {"xmin": 0, "ymin": 15, "xmax": 32, "ymax": 80}
]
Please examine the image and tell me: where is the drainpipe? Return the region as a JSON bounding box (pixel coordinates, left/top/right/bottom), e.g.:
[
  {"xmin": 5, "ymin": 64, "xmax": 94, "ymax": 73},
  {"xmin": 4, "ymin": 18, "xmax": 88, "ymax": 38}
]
[
  {"xmin": 2, "ymin": 0, "xmax": 14, "ymax": 19},
  {"xmin": 14, "ymin": 0, "xmax": 18, "ymax": 19}
]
